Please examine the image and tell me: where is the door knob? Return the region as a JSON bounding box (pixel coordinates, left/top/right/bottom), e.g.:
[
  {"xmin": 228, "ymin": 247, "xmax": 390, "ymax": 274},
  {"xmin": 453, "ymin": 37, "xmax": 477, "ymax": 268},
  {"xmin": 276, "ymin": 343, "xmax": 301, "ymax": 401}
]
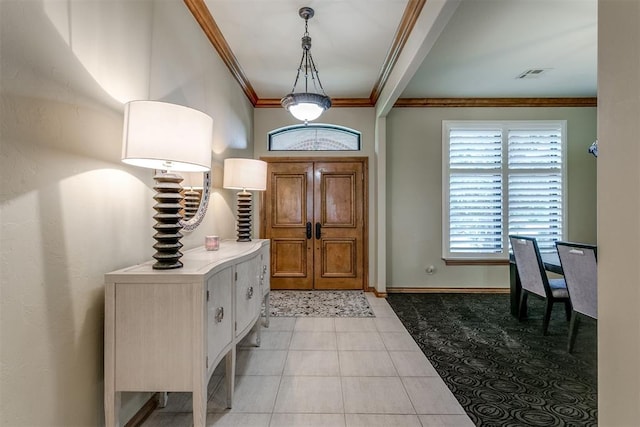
[
  {"xmin": 315, "ymin": 222, "xmax": 321, "ymax": 239},
  {"xmin": 306, "ymin": 222, "xmax": 312, "ymax": 239}
]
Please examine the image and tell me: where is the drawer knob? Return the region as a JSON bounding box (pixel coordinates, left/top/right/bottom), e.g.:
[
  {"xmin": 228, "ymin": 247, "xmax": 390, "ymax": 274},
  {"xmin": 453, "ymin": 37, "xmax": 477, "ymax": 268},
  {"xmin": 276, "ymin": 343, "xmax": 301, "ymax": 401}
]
[{"xmin": 215, "ymin": 306, "xmax": 224, "ymax": 323}]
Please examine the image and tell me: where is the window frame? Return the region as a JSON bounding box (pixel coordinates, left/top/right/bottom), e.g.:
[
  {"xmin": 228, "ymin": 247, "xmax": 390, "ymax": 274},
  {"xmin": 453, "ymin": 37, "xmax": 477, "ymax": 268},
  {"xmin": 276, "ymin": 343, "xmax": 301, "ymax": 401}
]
[
  {"xmin": 268, "ymin": 123, "xmax": 361, "ymax": 151},
  {"xmin": 442, "ymin": 120, "xmax": 568, "ymax": 262}
]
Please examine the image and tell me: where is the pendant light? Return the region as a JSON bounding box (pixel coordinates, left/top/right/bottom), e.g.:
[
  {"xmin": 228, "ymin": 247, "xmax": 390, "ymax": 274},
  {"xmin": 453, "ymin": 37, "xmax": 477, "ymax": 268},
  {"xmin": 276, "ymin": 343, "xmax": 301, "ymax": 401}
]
[{"xmin": 281, "ymin": 7, "xmax": 331, "ymax": 123}]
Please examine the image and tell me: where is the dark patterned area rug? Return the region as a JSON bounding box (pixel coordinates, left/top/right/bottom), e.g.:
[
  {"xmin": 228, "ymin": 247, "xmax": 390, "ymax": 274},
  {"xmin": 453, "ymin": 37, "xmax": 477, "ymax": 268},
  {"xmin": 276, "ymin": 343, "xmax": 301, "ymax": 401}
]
[
  {"xmin": 387, "ymin": 293, "xmax": 597, "ymax": 427},
  {"xmin": 269, "ymin": 290, "xmax": 375, "ymax": 317}
]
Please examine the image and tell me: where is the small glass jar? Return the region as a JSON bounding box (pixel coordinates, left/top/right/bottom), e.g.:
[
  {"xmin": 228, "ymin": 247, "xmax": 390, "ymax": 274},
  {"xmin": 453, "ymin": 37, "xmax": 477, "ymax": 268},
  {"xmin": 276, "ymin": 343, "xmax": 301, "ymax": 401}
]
[{"xmin": 205, "ymin": 235, "xmax": 220, "ymax": 251}]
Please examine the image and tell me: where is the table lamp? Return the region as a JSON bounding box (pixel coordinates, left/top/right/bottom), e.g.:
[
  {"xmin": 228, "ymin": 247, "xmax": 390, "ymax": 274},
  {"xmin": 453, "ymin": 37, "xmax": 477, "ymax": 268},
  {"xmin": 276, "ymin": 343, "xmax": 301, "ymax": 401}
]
[
  {"xmin": 223, "ymin": 158, "xmax": 267, "ymax": 241},
  {"xmin": 122, "ymin": 100, "xmax": 213, "ymax": 269},
  {"xmin": 180, "ymin": 171, "xmax": 205, "ymax": 220}
]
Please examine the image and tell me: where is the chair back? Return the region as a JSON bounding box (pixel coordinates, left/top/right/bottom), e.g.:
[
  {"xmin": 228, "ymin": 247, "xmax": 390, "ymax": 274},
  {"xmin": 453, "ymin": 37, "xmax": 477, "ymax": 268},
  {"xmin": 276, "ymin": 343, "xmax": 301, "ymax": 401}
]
[
  {"xmin": 555, "ymin": 242, "xmax": 597, "ymax": 319},
  {"xmin": 510, "ymin": 235, "xmax": 549, "ymax": 298}
]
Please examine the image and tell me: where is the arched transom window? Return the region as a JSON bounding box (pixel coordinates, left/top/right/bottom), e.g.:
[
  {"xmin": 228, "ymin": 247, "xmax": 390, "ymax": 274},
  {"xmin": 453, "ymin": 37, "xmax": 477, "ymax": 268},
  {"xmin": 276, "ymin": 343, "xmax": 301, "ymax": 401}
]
[{"xmin": 268, "ymin": 124, "xmax": 361, "ymax": 151}]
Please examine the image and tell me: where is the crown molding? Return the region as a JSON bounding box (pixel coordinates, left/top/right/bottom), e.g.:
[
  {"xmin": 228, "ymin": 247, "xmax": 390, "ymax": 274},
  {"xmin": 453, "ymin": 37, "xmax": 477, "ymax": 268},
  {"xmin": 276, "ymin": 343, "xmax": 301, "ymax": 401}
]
[
  {"xmin": 394, "ymin": 97, "xmax": 598, "ymax": 108},
  {"xmin": 184, "ymin": 0, "xmax": 259, "ymax": 106},
  {"xmin": 255, "ymin": 98, "xmax": 375, "ymax": 108},
  {"xmin": 369, "ymin": 0, "xmax": 426, "ymax": 104}
]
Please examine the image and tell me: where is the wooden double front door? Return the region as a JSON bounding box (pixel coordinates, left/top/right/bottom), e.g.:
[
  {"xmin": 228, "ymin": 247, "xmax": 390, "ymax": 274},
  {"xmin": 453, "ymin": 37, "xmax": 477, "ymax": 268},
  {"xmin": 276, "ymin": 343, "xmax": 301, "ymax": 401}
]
[{"xmin": 261, "ymin": 158, "xmax": 367, "ymax": 290}]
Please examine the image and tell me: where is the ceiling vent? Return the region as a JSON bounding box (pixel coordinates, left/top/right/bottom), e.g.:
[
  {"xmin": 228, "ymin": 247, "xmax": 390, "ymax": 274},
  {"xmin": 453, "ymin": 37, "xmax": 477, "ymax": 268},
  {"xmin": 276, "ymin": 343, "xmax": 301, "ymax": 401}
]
[{"xmin": 516, "ymin": 69, "xmax": 550, "ymax": 79}]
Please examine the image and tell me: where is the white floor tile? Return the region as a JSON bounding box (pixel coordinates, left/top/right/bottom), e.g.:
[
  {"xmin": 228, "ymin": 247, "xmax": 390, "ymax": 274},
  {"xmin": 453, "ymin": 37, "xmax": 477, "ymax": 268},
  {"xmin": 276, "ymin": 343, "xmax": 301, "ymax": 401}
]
[
  {"xmin": 266, "ymin": 317, "xmax": 296, "ymax": 331},
  {"xmin": 345, "ymin": 413, "xmax": 422, "ymax": 427},
  {"xmin": 283, "ymin": 350, "xmax": 340, "ymax": 376},
  {"xmin": 380, "ymin": 331, "xmax": 421, "ymax": 351},
  {"xmin": 236, "ymin": 350, "xmax": 287, "ymax": 376},
  {"xmin": 401, "ymin": 377, "xmax": 467, "ymax": 415},
  {"xmin": 338, "ymin": 351, "xmax": 398, "ymax": 376},
  {"xmin": 207, "ymin": 412, "xmax": 272, "ymax": 427},
  {"xmin": 254, "ymin": 331, "xmax": 293, "ymax": 350},
  {"xmin": 294, "ymin": 317, "xmax": 335, "ymax": 331},
  {"xmin": 273, "ymin": 376, "xmax": 344, "ymax": 413},
  {"xmin": 209, "ymin": 375, "xmax": 281, "ymax": 413},
  {"xmin": 142, "ymin": 307, "xmax": 470, "ymax": 427},
  {"xmin": 342, "ymin": 377, "xmax": 414, "ymax": 414},
  {"xmin": 418, "ymin": 414, "xmax": 475, "ymax": 427},
  {"xmin": 370, "ymin": 304, "xmax": 399, "ymax": 318},
  {"xmin": 374, "ymin": 316, "xmax": 408, "ymax": 332},
  {"xmin": 389, "ymin": 351, "xmax": 439, "ymax": 377},
  {"xmin": 334, "ymin": 317, "xmax": 377, "ymax": 332},
  {"xmin": 336, "ymin": 332, "xmax": 386, "ymax": 350},
  {"xmin": 269, "ymin": 413, "xmax": 346, "ymax": 427},
  {"xmin": 289, "ymin": 332, "xmax": 338, "ymax": 350}
]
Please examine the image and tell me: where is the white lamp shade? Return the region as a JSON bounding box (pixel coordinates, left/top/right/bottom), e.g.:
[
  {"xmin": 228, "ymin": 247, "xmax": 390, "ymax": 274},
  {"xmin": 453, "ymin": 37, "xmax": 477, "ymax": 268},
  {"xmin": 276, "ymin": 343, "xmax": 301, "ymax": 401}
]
[
  {"xmin": 289, "ymin": 102, "xmax": 324, "ymax": 122},
  {"xmin": 122, "ymin": 100, "xmax": 213, "ymax": 172},
  {"xmin": 223, "ymin": 158, "xmax": 267, "ymax": 191}
]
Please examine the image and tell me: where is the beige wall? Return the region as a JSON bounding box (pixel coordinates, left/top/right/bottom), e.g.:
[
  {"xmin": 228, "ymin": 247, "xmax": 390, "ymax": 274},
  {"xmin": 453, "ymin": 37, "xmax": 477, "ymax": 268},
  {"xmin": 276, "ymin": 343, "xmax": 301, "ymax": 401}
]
[
  {"xmin": 598, "ymin": 0, "xmax": 640, "ymax": 423},
  {"xmin": 0, "ymin": 1, "xmax": 253, "ymax": 425},
  {"xmin": 386, "ymin": 107, "xmax": 597, "ymax": 289}
]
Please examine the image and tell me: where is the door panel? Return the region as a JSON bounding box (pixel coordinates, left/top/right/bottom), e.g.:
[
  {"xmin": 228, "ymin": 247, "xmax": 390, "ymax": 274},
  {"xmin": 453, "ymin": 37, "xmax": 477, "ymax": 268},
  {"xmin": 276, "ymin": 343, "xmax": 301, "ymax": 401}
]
[
  {"xmin": 264, "ymin": 162, "xmax": 313, "ymax": 290},
  {"xmin": 272, "ymin": 238, "xmax": 308, "ymax": 277},
  {"xmin": 263, "ymin": 159, "xmax": 365, "ymax": 290},
  {"xmin": 314, "ymin": 162, "xmax": 364, "ymax": 290},
  {"xmin": 272, "ymin": 174, "xmax": 306, "ymax": 226},
  {"xmin": 321, "ymin": 239, "xmax": 357, "ymax": 277},
  {"xmin": 322, "ymin": 174, "xmax": 356, "ymax": 227}
]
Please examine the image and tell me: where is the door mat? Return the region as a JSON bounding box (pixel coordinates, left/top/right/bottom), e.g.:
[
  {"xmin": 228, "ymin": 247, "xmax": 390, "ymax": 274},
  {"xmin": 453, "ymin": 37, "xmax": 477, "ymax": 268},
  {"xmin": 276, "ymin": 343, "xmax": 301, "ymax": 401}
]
[{"xmin": 269, "ymin": 290, "xmax": 375, "ymax": 317}]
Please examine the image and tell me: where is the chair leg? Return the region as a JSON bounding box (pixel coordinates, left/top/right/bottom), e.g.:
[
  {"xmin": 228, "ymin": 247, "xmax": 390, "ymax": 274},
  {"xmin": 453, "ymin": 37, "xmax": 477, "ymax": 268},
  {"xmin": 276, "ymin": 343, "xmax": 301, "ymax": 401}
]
[
  {"xmin": 564, "ymin": 300, "xmax": 572, "ymax": 321},
  {"xmin": 567, "ymin": 311, "xmax": 581, "ymax": 353},
  {"xmin": 519, "ymin": 291, "xmax": 529, "ymax": 321},
  {"xmin": 542, "ymin": 300, "xmax": 554, "ymax": 335}
]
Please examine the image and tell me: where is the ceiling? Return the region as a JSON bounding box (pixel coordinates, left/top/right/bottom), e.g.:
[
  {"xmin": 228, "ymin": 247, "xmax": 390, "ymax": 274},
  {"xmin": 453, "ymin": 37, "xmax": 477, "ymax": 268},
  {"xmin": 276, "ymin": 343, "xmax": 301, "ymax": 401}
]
[{"xmin": 187, "ymin": 0, "xmax": 597, "ymax": 108}]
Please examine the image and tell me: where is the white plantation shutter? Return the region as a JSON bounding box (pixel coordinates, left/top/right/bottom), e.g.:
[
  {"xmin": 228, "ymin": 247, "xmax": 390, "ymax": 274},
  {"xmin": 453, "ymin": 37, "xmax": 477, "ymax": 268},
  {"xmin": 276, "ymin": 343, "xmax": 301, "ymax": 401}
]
[
  {"xmin": 449, "ymin": 174, "xmax": 503, "ymax": 253},
  {"xmin": 448, "ymin": 128, "xmax": 503, "ymax": 254},
  {"xmin": 449, "ymin": 129, "xmax": 502, "ymax": 169},
  {"xmin": 508, "ymin": 127, "xmax": 563, "ymax": 253},
  {"xmin": 443, "ymin": 121, "xmax": 566, "ymax": 260}
]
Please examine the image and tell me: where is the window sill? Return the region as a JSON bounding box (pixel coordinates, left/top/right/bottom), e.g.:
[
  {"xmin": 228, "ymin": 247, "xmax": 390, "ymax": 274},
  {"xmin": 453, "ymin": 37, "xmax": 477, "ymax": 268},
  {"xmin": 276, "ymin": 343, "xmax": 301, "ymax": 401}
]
[{"xmin": 443, "ymin": 259, "xmax": 510, "ymax": 266}]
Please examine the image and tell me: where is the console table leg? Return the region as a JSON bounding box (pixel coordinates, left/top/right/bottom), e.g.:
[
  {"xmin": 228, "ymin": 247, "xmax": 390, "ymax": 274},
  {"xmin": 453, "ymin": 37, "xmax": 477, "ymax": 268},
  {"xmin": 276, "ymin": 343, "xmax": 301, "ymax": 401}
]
[
  {"xmin": 263, "ymin": 293, "xmax": 270, "ymax": 328},
  {"xmin": 255, "ymin": 320, "xmax": 261, "ymax": 347},
  {"xmin": 157, "ymin": 392, "xmax": 168, "ymax": 408},
  {"xmin": 105, "ymin": 391, "xmax": 120, "ymax": 427},
  {"xmin": 192, "ymin": 386, "xmax": 206, "ymax": 427},
  {"xmin": 225, "ymin": 346, "xmax": 236, "ymax": 408}
]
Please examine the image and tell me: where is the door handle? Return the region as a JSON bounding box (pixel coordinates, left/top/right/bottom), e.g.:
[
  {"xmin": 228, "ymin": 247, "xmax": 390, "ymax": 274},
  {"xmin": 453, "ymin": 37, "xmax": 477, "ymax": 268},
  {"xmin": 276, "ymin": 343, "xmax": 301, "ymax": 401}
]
[
  {"xmin": 306, "ymin": 222, "xmax": 312, "ymax": 239},
  {"xmin": 315, "ymin": 222, "xmax": 321, "ymax": 239}
]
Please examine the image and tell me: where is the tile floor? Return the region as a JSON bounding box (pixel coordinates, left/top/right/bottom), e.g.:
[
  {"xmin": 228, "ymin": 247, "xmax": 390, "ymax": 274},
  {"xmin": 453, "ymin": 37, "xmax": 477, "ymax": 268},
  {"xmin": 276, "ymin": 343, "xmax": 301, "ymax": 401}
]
[{"xmin": 143, "ymin": 293, "xmax": 474, "ymax": 427}]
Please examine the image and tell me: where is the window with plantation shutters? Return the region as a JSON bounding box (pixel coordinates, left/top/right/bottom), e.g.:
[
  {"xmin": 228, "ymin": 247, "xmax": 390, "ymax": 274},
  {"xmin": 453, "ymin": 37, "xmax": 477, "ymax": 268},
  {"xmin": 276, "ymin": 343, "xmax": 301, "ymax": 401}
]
[{"xmin": 443, "ymin": 121, "xmax": 566, "ymax": 261}]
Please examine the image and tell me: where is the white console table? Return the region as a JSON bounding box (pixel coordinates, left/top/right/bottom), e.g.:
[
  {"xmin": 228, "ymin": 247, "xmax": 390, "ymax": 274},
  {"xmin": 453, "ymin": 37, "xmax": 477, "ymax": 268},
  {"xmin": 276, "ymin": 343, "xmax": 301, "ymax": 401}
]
[{"xmin": 104, "ymin": 239, "xmax": 270, "ymax": 427}]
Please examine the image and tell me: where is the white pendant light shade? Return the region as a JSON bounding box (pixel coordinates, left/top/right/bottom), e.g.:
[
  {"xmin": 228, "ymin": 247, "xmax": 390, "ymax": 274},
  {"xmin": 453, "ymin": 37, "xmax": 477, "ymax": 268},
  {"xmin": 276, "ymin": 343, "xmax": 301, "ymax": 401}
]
[
  {"xmin": 288, "ymin": 102, "xmax": 324, "ymax": 122},
  {"xmin": 122, "ymin": 100, "xmax": 213, "ymax": 172}
]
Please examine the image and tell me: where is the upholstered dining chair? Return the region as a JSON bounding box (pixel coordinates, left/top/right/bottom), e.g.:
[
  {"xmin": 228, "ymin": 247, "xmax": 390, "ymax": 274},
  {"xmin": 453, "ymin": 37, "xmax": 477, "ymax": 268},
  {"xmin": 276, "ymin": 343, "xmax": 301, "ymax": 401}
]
[
  {"xmin": 509, "ymin": 235, "xmax": 571, "ymax": 335},
  {"xmin": 555, "ymin": 241, "xmax": 598, "ymax": 352}
]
